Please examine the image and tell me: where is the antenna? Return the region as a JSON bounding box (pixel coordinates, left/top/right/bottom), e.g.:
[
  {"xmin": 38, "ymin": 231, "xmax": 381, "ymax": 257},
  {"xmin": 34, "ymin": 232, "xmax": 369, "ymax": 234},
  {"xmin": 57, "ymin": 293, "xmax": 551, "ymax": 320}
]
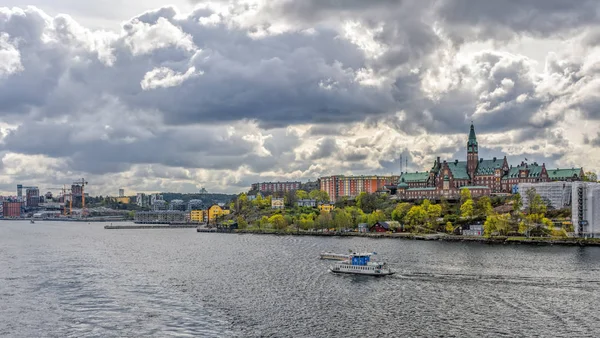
[
  {"xmin": 406, "ymin": 157, "xmax": 408, "ymax": 172},
  {"xmin": 400, "ymin": 154, "xmax": 403, "ymax": 174}
]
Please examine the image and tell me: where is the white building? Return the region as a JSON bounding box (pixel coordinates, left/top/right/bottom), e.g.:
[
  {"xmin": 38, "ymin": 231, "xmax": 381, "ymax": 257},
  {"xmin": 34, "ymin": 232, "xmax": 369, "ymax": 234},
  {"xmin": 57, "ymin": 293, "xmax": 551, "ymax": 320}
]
[
  {"xmin": 518, "ymin": 182, "xmax": 573, "ymax": 210},
  {"xmin": 119, "ymin": 189, "xmax": 125, "ymax": 197},
  {"xmin": 572, "ymin": 182, "xmax": 600, "ymax": 237}
]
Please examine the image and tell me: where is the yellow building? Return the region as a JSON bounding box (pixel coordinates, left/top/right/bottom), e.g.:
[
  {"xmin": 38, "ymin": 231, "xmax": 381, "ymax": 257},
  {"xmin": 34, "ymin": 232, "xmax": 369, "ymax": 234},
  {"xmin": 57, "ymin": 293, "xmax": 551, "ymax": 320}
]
[
  {"xmin": 207, "ymin": 204, "xmax": 230, "ymax": 222},
  {"xmin": 318, "ymin": 203, "xmax": 335, "ymax": 212},
  {"xmin": 190, "ymin": 210, "xmax": 205, "ymax": 223},
  {"xmin": 115, "ymin": 197, "xmax": 130, "ymax": 204}
]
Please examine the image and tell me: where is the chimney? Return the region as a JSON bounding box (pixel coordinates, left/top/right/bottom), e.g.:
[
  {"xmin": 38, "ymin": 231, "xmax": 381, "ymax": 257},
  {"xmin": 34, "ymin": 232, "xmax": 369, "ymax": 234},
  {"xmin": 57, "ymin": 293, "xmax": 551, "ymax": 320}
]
[
  {"xmin": 480, "ymin": 158, "xmax": 483, "ymax": 163},
  {"xmin": 493, "ymin": 157, "xmax": 496, "ymax": 161},
  {"xmin": 455, "ymin": 159, "xmax": 458, "ymax": 164}
]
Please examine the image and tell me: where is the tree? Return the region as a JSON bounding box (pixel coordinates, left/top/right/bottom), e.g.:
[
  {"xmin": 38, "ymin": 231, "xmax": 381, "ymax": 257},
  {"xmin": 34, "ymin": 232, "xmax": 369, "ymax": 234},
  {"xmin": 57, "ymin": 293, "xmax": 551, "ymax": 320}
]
[
  {"xmin": 316, "ymin": 211, "xmax": 332, "ymax": 230},
  {"xmin": 475, "ymin": 196, "xmax": 493, "ymax": 217},
  {"xmin": 356, "ymin": 192, "xmax": 378, "ymax": 213},
  {"xmin": 309, "ymin": 190, "xmax": 330, "ymax": 204},
  {"xmin": 236, "ymin": 216, "xmax": 248, "ymax": 229},
  {"xmin": 284, "ymin": 190, "xmax": 297, "ymax": 208},
  {"xmin": 268, "ymin": 214, "xmax": 287, "ymax": 230},
  {"xmin": 259, "ymin": 216, "xmax": 269, "ymax": 229},
  {"xmin": 391, "ymin": 203, "xmax": 412, "ymax": 222},
  {"xmin": 512, "ymin": 193, "xmax": 523, "ymax": 214},
  {"xmin": 484, "ymin": 213, "xmax": 510, "ymax": 236},
  {"xmin": 460, "ymin": 199, "xmax": 474, "ymax": 219},
  {"xmin": 404, "ymin": 206, "xmax": 427, "ymax": 232},
  {"xmin": 237, "ymin": 193, "xmax": 250, "ymax": 211},
  {"xmin": 299, "ymin": 213, "xmax": 315, "ymax": 230},
  {"xmin": 295, "ymin": 189, "xmax": 309, "ymax": 200},
  {"xmin": 584, "ymin": 171, "xmax": 598, "ymax": 182},
  {"xmin": 367, "ymin": 210, "xmax": 386, "ymax": 225},
  {"xmin": 445, "ymin": 221, "xmax": 454, "ymax": 234},
  {"xmin": 333, "ymin": 209, "xmax": 352, "ymax": 230},
  {"xmin": 460, "ymin": 188, "xmax": 472, "ymax": 204},
  {"xmin": 345, "ymin": 206, "xmax": 365, "ymax": 228}
]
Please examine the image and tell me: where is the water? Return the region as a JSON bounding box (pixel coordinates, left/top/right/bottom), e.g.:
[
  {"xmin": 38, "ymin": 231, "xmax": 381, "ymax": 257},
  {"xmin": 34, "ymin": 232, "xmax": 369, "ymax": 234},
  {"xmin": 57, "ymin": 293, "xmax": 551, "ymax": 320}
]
[{"xmin": 1, "ymin": 221, "xmax": 600, "ymax": 337}]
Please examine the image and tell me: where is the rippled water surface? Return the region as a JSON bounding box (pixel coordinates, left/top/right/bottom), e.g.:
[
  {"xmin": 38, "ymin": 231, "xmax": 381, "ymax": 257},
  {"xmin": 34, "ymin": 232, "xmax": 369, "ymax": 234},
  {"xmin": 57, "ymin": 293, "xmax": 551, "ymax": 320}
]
[{"xmin": 2, "ymin": 221, "xmax": 600, "ymax": 337}]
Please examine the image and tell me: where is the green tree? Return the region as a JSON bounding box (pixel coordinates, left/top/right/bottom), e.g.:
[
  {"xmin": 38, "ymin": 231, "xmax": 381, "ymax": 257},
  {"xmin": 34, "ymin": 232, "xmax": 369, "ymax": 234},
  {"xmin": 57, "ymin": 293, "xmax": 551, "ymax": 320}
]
[
  {"xmin": 404, "ymin": 205, "xmax": 427, "ymax": 232},
  {"xmin": 333, "ymin": 209, "xmax": 352, "ymax": 230},
  {"xmin": 512, "ymin": 193, "xmax": 523, "ymax": 214},
  {"xmin": 299, "ymin": 213, "xmax": 315, "ymax": 230},
  {"xmin": 295, "ymin": 190, "xmax": 309, "ymax": 200},
  {"xmin": 356, "ymin": 192, "xmax": 378, "ymax": 213},
  {"xmin": 268, "ymin": 214, "xmax": 287, "ymax": 230},
  {"xmin": 391, "ymin": 203, "xmax": 412, "ymax": 222},
  {"xmin": 236, "ymin": 216, "xmax": 248, "ymax": 229},
  {"xmin": 259, "ymin": 215, "xmax": 269, "ymax": 229},
  {"xmin": 367, "ymin": 210, "xmax": 386, "ymax": 225},
  {"xmin": 345, "ymin": 206, "xmax": 365, "ymax": 228},
  {"xmin": 584, "ymin": 171, "xmax": 598, "ymax": 182},
  {"xmin": 460, "ymin": 199, "xmax": 474, "ymax": 219},
  {"xmin": 460, "ymin": 188, "xmax": 472, "ymax": 204},
  {"xmin": 237, "ymin": 193, "xmax": 250, "ymax": 211},
  {"xmin": 316, "ymin": 211, "xmax": 332, "ymax": 230},
  {"xmin": 484, "ymin": 213, "xmax": 510, "ymax": 236},
  {"xmin": 309, "ymin": 190, "xmax": 330, "ymax": 204},
  {"xmin": 445, "ymin": 221, "xmax": 453, "ymax": 234},
  {"xmin": 475, "ymin": 196, "xmax": 493, "ymax": 217}
]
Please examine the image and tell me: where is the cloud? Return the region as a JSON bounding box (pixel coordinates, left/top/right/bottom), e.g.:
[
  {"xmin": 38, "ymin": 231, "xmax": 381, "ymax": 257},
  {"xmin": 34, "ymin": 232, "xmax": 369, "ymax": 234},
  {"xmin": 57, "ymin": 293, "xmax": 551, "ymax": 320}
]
[{"xmin": 0, "ymin": 3, "xmax": 600, "ymax": 195}]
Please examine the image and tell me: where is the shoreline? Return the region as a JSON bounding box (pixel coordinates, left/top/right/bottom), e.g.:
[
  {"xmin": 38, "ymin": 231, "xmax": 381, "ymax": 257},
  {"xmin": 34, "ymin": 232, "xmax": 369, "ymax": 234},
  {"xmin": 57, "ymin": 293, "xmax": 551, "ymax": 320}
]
[{"xmin": 217, "ymin": 229, "xmax": 600, "ymax": 247}]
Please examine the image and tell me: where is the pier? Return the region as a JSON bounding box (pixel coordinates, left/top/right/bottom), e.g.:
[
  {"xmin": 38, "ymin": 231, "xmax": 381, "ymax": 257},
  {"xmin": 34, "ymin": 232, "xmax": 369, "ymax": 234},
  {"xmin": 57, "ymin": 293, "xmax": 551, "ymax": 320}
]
[{"xmin": 104, "ymin": 224, "xmax": 198, "ymax": 229}]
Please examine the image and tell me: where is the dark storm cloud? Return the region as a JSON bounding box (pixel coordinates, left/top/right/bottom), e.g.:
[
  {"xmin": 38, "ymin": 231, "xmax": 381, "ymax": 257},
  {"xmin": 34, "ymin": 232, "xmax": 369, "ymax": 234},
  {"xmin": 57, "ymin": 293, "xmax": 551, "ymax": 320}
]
[{"xmin": 584, "ymin": 132, "xmax": 600, "ymax": 147}]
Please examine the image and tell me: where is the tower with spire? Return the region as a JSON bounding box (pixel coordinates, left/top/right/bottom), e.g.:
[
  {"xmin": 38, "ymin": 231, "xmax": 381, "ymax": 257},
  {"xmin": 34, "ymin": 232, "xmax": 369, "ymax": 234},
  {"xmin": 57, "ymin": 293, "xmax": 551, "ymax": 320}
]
[{"xmin": 467, "ymin": 122, "xmax": 478, "ymax": 180}]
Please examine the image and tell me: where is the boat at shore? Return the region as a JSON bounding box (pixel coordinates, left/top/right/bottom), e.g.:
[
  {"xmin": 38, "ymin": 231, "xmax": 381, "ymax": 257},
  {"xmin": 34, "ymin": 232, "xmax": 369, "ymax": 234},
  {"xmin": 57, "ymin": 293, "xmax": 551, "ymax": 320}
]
[
  {"xmin": 329, "ymin": 252, "xmax": 394, "ymax": 276},
  {"xmin": 320, "ymin": 252, "xmax": 350, "ymax": 260}
]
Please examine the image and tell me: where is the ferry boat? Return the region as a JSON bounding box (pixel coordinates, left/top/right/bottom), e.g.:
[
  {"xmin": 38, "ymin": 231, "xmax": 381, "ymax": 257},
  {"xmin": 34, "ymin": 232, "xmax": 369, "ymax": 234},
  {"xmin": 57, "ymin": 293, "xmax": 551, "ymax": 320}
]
[
  {"xmin": 319, "ymin": 252, "xmax": 350, "ymax": 260},
  {"xmin": 329, "ymin": 252, "xmax": 394, "ymax": 276}
]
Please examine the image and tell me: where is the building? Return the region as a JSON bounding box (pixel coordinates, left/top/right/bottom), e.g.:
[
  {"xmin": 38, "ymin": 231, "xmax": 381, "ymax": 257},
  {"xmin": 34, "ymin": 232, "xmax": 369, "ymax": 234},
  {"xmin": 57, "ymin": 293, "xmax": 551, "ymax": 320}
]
[
  {"xmin": 319, "ymin": 175, "xmax": 399, "ymax": 202},
  {"xmin": 207, "ymin": 204, "xmax": 230, "ymax": 223},
  {"xmin": 271, "ymin": 198, "xmax": 284, "ymax": 209},
  {"xmin": 187, "ymin": 199, "xmax": 204, "ymax": 211},
  {"xmin": 118, "ymin": 189, "xmax": 125, "ymax": 197},
  {"xmin": 251, "ymin": 181, "xmax": 301, "ymax": 193},
  {"xmin": 518, "ymin": 182, "xmax": 573, "ymax": 210},
  {"xmin": 136, "ymin": 193, "xmax": 149, "ymax": 208},
  {"xmin": 370, "ymin": 222, "xmax": 391, "ymax": 232},
  {"xmin": 134, "ymin": 211, "xmax": 187, "ymax": 224},
  {"xmin": 463, "ymin": 224, "xmax": 484, "ymax": 236},
  {"xmin": 318, "ymin": 203, "xmax": 335, "ymax": 212},
  {"xmin": 190, "ymin": 210, "xmax": 205, "ymax": 223},
  {"xmin": 572, "ymin": 182, "xmax": 600, "ymax": 237},
  {"xmin": 393, "ymin": 123, "xmax": 584, "ymax": 200},
  {"xmin": 297, "ymin": 199, "xmax": 317, "ymax": 207},
  {"xmin": 2, "ymin": 201, "xmax": 22, "ymax": 218},
  {"xmin": 71, "ymin": 184, "xmax": 83, "ymax": 196},
  {"xmin": 152, "ymin": 200, "xmax": 168, "ymax": 211},
  {"xmin": 170, "ymin": 199, "xmax": 186, "ymax": 211},
  {"xmin": 25, "ymin": 187, "xmax": 40, "ymax": 207},
  {"xmin": 300, "ymin": 181, "xmax": 320, "ymax": 192},
  {"xmin": 115, "ymin": 197, "xmax": 130, "ymax": 204},
  {"xmin": 150, "ymin": 193, "xmax": 163, "ymax": 206}
]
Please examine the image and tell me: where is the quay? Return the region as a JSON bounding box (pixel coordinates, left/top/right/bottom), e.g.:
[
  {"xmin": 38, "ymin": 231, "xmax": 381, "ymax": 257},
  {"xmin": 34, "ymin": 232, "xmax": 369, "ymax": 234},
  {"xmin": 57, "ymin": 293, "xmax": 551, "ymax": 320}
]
[{"xmin": 104, "ymin": 224, "xmax": 198, "ymax": 229}]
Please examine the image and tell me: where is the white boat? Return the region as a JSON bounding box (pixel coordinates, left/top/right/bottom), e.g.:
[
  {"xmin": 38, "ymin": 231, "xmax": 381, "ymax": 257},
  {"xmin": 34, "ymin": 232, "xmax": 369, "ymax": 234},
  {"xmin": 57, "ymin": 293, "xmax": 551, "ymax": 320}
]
[
  {"xmin": 319, "ymin": 252, "xmax": 350, "ymax": 260},
  {"xmin": 329, "ymin": 252, "xmax": 394, "ymax": 276}
]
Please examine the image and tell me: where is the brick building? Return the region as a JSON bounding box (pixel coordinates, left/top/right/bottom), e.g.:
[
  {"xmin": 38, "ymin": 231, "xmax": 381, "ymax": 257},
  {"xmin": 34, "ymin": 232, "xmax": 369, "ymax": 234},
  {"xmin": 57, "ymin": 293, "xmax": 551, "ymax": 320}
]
[
  {"xmin": 319, "ymin": 175, "xmax": 399, "ymax": 202},
  {"xmin": 396, "ymin": 123, "xmax": 584, "ymax": 200},
  {"xmin": 2, "ymin": 201, "xmax": 22, "ymax": 218}
]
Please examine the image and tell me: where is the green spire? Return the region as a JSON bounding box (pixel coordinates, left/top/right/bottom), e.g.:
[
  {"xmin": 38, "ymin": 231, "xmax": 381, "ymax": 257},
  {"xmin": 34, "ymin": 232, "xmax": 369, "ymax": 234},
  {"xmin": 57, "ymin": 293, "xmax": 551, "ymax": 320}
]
[{"xmin": 467, "ymin": 122, "xmax": 478, "ymax": 152}]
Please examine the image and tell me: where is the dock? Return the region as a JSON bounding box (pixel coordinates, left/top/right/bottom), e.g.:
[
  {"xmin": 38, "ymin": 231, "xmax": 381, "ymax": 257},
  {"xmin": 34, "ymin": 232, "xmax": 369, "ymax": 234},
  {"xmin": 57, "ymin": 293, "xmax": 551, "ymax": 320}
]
[{"xmin": 104, "ymin": 224, "xmax": 198, "ymax": 229}]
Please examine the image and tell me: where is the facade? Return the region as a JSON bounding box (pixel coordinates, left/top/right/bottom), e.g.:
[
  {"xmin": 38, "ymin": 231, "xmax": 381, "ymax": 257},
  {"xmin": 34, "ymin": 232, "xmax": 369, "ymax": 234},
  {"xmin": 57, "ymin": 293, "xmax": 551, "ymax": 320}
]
[
  {"xmin": 2, "ymin": 201, "xmax": 22, "ymax": 218},
  {"xmin": 207, "ymin": 204, "xmax": 230, "ymax": 222},
  {"xmin": 572, "ymin": 182, "xmax": 600, "ymax": 237},
  {"xmin": 150, "ymin": 193, "xmax": 164, "ymax": 206},
  {"xmin": 271, "ymin": 198, "xmax": 284, "ymax": 209},
  {"xmin": 115, "ymin": 197, "xmax": 130, "ymax": 204},
  {"xmin": 319, "ymin": 175, "xmax": 399, "ymax": 202},
  {"xmin": 463, "ymin": 224, "xmax": 484, "ymax": 236},
  {"xmin": 71, "ymin": 184, "xmax": 83, "ymax": 196},
  {"xmin": 152, "ymin": 200, "xmax": 168, "ymax": 211},
  {"xmin": 136, "ymin": 193, "xmax": 149, "ymax": 207},
  {"xmin": 318, "ymin": 203, "xmax": 335, "ymax": 212},
  {"xmin": 518, "ymin": 182, "xmax": 573, "ymax": 210},
  {"xmin": 25, "ymin": 187, "xmax": 40, "ymax": 207},
  {"xmin": 190, "ymin": 210, "xmax": 205, "ymax": 223},
  {"xmin": 134, "ymin": 211, "xmax": 187, "ymax": 224},
  {"xmin": 395, "ymin": 123, "xmax": 584, "ymax": 201},
  {"xmin": 297, "ymin": 199, "xmax": 317, "ymax": 207},
  {"xmin": 251, "ymin": 181, "xmax": 301, "ymax": 193},
  {"xmin": 170, "ymin": 199, "xmax": 186, "ymax": 211}
]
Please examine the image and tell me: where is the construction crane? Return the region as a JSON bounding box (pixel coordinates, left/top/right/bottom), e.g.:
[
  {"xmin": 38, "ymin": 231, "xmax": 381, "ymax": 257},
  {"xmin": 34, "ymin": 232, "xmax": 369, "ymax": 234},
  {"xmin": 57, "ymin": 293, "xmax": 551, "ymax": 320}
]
[
  {"xmin": 72, "ymin": 178, "xmax": 88, "ymax": 216},
  {"xmin": 44, "ymin": 185, "xmax": 70, "ymax": 215}
]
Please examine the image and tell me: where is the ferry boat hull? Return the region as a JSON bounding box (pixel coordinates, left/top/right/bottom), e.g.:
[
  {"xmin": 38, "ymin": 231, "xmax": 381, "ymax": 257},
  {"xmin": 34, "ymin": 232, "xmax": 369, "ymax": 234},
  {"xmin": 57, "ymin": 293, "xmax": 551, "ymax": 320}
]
[{"xmin": 329, "ymin": 265, "xmax": 394, "ymax": 276}]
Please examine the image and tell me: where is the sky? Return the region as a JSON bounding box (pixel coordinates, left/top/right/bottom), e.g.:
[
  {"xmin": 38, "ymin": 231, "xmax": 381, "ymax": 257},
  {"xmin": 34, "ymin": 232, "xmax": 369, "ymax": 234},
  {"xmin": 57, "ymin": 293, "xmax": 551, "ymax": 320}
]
[{"xmin": 0, "ymin": 0, "xmax": 599, "ymax": 196}]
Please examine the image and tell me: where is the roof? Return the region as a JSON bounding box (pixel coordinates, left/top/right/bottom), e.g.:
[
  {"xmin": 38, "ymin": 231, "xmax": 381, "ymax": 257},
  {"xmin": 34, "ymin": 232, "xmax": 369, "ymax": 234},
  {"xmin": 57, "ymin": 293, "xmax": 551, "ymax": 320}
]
[
  {"xmin": 447, "ymin": 161, "xmax": 469, "ymax": 180},
  {"xmin": 547, "ymin": 168, "xmax": 582, "ymax": 180},
  {"xmin": 502, "ymin": 164, "xmax": 545, "ymax": 180},
  {"xmin": 406, "ymin": 187, "xmax": 437, "ymax": 191},
  {"xmin": 399, "ymin": 172, "xmax": 429, "ymax": 183},
  {"xmin": 476, "ymin": 158, "xmax": 503, "ymax": 175}
]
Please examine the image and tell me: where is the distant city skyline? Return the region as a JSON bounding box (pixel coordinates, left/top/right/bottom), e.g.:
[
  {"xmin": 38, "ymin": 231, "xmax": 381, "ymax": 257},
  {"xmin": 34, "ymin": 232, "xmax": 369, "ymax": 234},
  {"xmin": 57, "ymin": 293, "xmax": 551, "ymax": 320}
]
[{"xmin": 1, "ymin": 1, "xmax": 599, "ymax": 196}]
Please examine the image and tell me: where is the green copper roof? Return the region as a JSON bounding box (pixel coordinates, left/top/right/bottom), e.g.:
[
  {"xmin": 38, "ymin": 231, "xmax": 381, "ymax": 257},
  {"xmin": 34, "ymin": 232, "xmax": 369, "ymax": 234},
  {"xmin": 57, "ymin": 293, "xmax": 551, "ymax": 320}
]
[
  {"xmin": 468, "ymin": 123, "xmax": 477, "ymax": 146},
  {"xmin": 476, "ymin": 158, "xmax": 503, "ymax": 175},
  {"xmin": 447, "ymin": 161, "xmax": 470, "ymax": 180},
  {"xmin": 399, "ymin": 172, "xmax": 429, "ymax": 183},
  {"xmin": 406, "ymin": 187, "xmax": 437, "ymax": 191},
  {"xmin": 501, "ymin": 164, "xmax": 545, "ymax": 180},
  {"xmin": 547, "ymin": 168, "xmax": 582, "ymax": 180}
]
